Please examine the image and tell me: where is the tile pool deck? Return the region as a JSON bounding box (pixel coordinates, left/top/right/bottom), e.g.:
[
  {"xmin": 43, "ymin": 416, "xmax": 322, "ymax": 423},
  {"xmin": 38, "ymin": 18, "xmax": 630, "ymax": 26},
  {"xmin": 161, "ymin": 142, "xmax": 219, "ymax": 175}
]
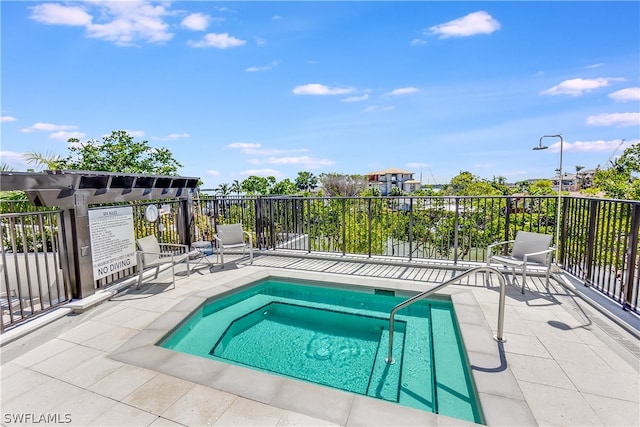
[{"xmin": 1, "ymin": 253, "xmax": 638, "ymax": 426}]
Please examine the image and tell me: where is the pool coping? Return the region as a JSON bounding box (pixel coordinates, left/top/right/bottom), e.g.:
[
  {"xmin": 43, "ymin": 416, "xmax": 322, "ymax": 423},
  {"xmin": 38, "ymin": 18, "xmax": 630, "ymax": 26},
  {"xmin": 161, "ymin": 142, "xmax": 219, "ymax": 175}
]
[{"xmin": 109, "ymin": 267, "xmax": 536, "ymax": 426}]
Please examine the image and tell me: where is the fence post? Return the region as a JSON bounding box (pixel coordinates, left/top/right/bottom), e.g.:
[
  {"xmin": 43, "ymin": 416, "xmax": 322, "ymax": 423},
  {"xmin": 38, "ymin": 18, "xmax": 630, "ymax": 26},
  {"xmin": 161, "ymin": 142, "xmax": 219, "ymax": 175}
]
[
  {"xmin": 504, "ymin": 197, "xmax": 512, "ymax": 246},
  {"xmin": 255, "ymin": 197, "xmax": 264, "ymax": 250},
  {"xmin": 408, "ymin": 197, "xmax": 414, "ymax": 261},
  {"xmin": 453, "ymin": 198, "xmax": 460, "ymax": 264},
  {"xmin": 584, "ymin": 199, "xmax": 599, "ymax": 285},
  {"xmin": 623, "ymin": 203, "xmax": 640, "ymax": 311},
  {"xmin": 342, "ymin": 198, "xmax": 347, "ymax": 256},
  {"xmin": 367, "ymin": 198, "xmax": 372, "ymax": 258}
]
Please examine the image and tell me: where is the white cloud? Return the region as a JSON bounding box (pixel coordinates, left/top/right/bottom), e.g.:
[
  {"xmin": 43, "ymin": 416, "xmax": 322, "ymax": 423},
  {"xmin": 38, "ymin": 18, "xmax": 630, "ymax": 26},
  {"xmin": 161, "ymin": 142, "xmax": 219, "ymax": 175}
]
[
  {"xmin": 586, "ymin": 113, "xmax": 640, "ymax": 127},
  {"xmin": 406, "ymin": 162, "xmax": 429, "ymax": 168},
  {"xmin": 541, "ymin": 77, "xmax": 623, "ymax": 96},
  {"xmin": 263, "ymin": 156, "xmax": 335, "ymax": 169},
  {"xmin": 240, "ymin": 168, "xmax": 282, "ymax": 177},
  {"xmin": 181, "ymin": 13, "xmax": 210, "ymax": 31},
  {"xmin": 30, "ymin": 1, "xmax": 174, "ymax": 46},
  {"xmin": 157, "ymin": 133, "xmax": 190, "ymax": 141},
  {"xmin": 124, "ymin": 129, "xmax": 145, "ymax": 138},
  {"xmin": 227, "ymin": 142, "xmax": 262, "ymax": 153},
  {"xmin": 429, "ymin": 11, "xmax": 500, "ymax": 38},
  {"xmin": 609, "ymin": 87, "xmax": 640, "ymax": 102},
  {"xmin": 342, "ymin": 94, "xmax": 369, "ymax": 102},
  {"xmin": 246, "ymin": 61, "xmax": 280, "ymax": 72},
  {"xmin": 587, "ymin": 63, "xmax": 605, "ymax": 69},
  {"xmin": 554, "ymin": 139, "xmax": 636, "ymax": 153},
  {"xmin": 0, "ymin": 151, "xmax": 29, "ymax": 166},
  {"xmin": 1, "ymin": 116, "xmax": 17, "ymax": 123},
  {"xmin": 293, "ymin": 84, "xmax": 355, "ymax": 96},
  {"xmin": 272, "ymin": 16, "xmax": 282, "ymax": 20},
  {"xmin": 363, "ymin": 105, "xmax": 395, "ymax": 113},
  {"xmin": 189, "ymin": 33, "xmax": 246, "ymax": 49},
  {"xmin": 207, "ymin": 170, "xmax": 220, "ymax": 176},
  {"xmin": 387, "ymin": 87, "xmax": 419, "ymax": 96},
  {"xmin": 50, "ymin": 131, "xmax": 86, "ymax": 141},
  {"xmin": 411, "ymin": 38, "xmax": 427, "ymax": 46},
  {"xmin": 30, "ymin": 3, "xmax": 92, "ymax": 26},
  {"xmin": 20, "ymin": 122, "xmax": 77, "ymax": 133}
]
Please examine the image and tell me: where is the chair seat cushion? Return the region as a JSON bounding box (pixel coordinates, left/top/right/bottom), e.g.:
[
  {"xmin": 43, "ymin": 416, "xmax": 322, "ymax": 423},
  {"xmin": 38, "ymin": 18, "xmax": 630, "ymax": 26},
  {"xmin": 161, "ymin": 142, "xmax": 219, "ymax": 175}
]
[{"xmin": 490, "ymin": 255, "xmax": 525, "ymax": 267}]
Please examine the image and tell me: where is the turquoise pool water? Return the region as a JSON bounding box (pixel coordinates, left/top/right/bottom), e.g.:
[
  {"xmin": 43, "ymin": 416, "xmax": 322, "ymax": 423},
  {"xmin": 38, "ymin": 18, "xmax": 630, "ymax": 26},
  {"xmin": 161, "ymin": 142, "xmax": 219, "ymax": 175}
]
[{"xmin": 160, "ymin": 279, "xmax": 483, "ymax": 424}]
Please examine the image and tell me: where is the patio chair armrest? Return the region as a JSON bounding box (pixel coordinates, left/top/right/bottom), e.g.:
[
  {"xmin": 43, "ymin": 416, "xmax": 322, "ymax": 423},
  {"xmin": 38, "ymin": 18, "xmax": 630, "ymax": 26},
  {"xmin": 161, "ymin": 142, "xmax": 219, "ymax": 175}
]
[
  {"xmin": 487, "ymin": 240, "xmax": 515, "ymax": 260},
  {"xmin": 523, "ymin": 247, "xmax": 555, "ymax": 258},
  {"xmin": 158, "ymin": 243, "xmax": 189, "ymax": 254},
  {"xmin": 523, "ymin": 247, "xmax": 556, "ymax": 265},
  {"xmin": 242, "ymin": 230, "xmax": 253, "ymax": 246}
]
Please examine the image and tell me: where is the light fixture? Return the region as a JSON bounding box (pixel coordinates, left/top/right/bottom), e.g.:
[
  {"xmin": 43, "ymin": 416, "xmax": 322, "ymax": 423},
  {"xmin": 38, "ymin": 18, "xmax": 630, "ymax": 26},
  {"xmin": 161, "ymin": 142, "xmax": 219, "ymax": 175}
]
[{"xmin": 534, "ymin": 134, "xmax": 564, "ymax": 262}]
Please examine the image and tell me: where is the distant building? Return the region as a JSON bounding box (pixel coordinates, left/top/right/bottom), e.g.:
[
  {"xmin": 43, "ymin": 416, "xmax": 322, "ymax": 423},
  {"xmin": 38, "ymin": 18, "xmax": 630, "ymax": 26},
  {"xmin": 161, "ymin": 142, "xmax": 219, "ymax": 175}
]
[{"xmin": 365, "ymin": 168, "xmax": 421, "ymax": 195}]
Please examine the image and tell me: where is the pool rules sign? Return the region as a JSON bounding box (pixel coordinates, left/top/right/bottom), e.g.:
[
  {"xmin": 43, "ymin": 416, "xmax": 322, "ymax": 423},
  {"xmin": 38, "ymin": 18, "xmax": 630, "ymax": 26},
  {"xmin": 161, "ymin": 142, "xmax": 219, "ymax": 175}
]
[{"xmin": 89, "ymin": 206, "xmax": 136, "ymax": 280}]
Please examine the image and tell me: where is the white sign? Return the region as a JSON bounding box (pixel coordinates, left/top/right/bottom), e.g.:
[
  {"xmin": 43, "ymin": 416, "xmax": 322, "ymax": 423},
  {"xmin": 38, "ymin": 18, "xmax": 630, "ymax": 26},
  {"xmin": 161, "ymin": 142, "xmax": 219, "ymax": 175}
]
[{"xmin": 89, "ymin": 206, "xmax": 136, "ymax": 280}]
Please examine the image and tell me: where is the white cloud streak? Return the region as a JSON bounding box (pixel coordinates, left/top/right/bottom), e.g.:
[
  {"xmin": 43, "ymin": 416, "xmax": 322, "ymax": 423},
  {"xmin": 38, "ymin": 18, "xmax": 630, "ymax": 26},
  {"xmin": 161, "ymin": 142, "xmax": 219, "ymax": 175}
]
[
  {"xmin": 246, "ymin": 61, "xmax": 280, "ymax": 72},
  {"xmin": 586, "ymin": 113, "xmax": 640, "ymax": 127},
  {"xmin": 1, "ymin": 116, "xmax": 17, "ymax": 123},
  {"xmin": 550, "ymin": 139, "xmax": 636, "ymax": 153},
  {"xmin": 342, "ymin": 94, "xmax": 369, "ymax": 102},
  {"xmin": 429, "ymin": 11, "xmax": 500, "ymax": 38},
  {"xmin": 240, "ymin": 168, "xmax": 282, "ymax": 177},
  {"xmin": 609, "ymin": 87, "xmax": 640, "ymax": 102},
  {"xmin": 189, "ymin": 33, "xmax": 246, "ymax": 49},
  {"xmin": 363, "ymin": 105, "xmax": 395, "ymax": 113},
  {"xmin": 541, "ymin": 78, "xmax": 624, "ymax": 96},
  {"xmin": 50, "ymin": 131, "xmax": 86, "ymax": 141},
  {"xmin": 293, "ymin": 84, "xmax": 355, "ymax": 96},
  {"xmin": 20, "ymin": 122, "xmax": 77, "ymax": 133},
  {"xmin": 387, "ymin": 87, "xmax": 419, "ymax": 96}
]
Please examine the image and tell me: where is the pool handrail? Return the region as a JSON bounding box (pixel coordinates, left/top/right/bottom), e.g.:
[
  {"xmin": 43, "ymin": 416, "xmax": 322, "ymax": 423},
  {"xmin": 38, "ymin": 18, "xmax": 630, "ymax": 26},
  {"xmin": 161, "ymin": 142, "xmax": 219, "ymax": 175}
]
[{"xmin": 385, "ymin": 266, "xmax": 507, "ymax": 364}]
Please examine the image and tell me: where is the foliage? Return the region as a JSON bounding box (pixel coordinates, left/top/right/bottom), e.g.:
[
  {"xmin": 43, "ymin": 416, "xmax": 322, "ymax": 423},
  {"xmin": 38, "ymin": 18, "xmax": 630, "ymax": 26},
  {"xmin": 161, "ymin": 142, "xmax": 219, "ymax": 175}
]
[
  {"xmin": 241, "ymin": 175, "xmax": 276, "ymax": 195},
  {"xmin": 319, "ymin": 173, "xmax": 368, "ymax": 196},
  {"xmin": 295, "ymin": 171, "xmax": 318, "ymax": 192},
  {"xmin": 588, "ymin": 143, "xmax": 639, "ymax": 200},
  {"xmin": 26, "ymin": 130, "xmax": 183, "ymax": 175},
  {"xmin": 270, "ymin": 178, "xmax": 298, "ymax": 195},
  {"xmin": 442, "ymin": 171, "xmax": 503, "ymax": 196}
]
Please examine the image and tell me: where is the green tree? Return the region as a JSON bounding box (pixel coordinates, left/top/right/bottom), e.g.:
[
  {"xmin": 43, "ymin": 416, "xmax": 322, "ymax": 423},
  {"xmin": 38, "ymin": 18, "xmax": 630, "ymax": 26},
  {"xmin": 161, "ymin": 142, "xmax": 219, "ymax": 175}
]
[
  {"xmin": 241, "ymin": 175, "xmax": 275, "ymax": 195},
  {"xmin": 231, "ymin": 180, "xmax": 242, "ymax": 196},
  {"xmin": 295, "ymin": 171, "xmax": 318, "ymax": 192},
  {"xmin": 270, "ymin": 178, "xmax": 298, "ymax": 195},
  {"xmin": 589, "ymin": 144, "xmax": 639, "ymax": 200},
  {"xmin": 26, "ymin": 130, "xmax": 182, "ymax": 175},
  {"xmin": 216, "ymin": 183, "xmax": 231, "ymax": 197},
  {"xmin": 443, "ymin": 172, "xmax": 501, "ymax": 196}
]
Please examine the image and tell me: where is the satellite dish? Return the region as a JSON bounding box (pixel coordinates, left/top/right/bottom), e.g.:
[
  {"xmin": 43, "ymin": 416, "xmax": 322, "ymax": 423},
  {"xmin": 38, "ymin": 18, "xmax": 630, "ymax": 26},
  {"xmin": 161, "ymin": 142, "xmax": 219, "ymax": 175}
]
[{"xmin": 145, "ymin": 205, "xmax": 158, "ymax": 222}]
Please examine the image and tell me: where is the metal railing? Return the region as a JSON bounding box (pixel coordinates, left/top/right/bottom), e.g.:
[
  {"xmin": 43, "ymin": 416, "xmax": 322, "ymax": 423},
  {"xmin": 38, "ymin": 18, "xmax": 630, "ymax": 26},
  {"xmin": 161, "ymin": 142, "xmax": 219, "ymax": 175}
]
[
  {"xmin": 194, "ymin": 195, "xmax": 639, "ymax": 312},
  {"xmin": 0, "ymin": 210, "xmax": 70, "ymax": 331},
  {"xmin": 385, "ymin": 266, "xmax": 507, "ymax": 364}
]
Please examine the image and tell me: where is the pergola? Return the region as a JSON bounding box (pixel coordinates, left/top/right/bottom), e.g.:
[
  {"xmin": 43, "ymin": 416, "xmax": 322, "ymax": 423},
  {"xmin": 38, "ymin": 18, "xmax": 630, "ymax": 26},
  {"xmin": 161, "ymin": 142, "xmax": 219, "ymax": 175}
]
[{"xmin": 0, "ymin": 170, "xmax": 200, "ymax": 299}]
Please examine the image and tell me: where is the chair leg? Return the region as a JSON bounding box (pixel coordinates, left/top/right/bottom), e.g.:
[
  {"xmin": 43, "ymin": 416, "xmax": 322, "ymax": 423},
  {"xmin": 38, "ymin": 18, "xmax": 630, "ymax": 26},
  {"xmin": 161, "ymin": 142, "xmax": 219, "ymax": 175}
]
[
  {"xmin": 170, "ymin": 263, "xmax": 176, "ymax": 289},
  {"xmin": 220, "ymin": 248, "xmax": 225, "ymax": 269},
  {"xmin": 521, "ymin": 265, "xmax": 527, "ymax": 294}
]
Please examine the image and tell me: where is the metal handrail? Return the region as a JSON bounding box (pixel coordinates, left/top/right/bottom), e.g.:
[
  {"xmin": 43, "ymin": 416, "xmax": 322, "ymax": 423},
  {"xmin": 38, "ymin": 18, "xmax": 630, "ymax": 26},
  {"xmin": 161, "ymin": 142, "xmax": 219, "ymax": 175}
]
[{"xmin": 385, "ymin": 266, "xmax": 507, "ymax": 364}]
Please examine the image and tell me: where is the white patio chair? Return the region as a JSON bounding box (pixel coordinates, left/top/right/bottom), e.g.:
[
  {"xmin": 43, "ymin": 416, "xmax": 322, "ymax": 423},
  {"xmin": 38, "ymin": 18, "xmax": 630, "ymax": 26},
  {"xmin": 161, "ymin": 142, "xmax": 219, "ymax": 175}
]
[
  {"xmin": 486, "ymin": 231, "xmax": 555, "ymax": 294},
  {"xmin": 214, "ymin": 224, "xmax": 253, "ymax": 268},
  {"xmin": 136, "ymin": 235, "xmax": 195, "ymax": 289}
]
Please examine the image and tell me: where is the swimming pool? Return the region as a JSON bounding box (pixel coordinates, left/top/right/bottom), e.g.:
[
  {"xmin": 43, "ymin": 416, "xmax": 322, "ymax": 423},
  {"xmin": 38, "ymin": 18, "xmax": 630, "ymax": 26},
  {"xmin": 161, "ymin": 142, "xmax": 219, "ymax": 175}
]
[{"xmin": 159, "ymin": 278, "xmax": 483, "ymax": 424}]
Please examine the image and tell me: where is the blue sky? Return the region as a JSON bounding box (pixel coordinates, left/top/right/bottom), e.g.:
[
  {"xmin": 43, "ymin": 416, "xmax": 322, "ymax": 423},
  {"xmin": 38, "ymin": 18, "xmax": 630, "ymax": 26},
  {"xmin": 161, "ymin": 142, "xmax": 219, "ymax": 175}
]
[{"xmin": 1, "ymin": 1, "xmax": 639, "ymax": 189}]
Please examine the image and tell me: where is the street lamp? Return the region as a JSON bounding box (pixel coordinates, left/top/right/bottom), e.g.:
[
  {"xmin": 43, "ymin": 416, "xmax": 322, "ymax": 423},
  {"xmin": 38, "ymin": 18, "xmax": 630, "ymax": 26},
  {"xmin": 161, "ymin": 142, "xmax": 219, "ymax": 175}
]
[{"xmin": 533, "ymin": 134, "xmax": 564, "ymax": 260}]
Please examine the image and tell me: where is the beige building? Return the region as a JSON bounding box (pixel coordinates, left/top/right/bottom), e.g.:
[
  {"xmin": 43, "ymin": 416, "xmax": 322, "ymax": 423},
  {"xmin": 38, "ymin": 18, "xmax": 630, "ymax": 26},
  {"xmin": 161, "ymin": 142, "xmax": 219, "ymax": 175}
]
[{"xmin": 365, "ymin": 168, "xmax": 421, "ymax": 195}]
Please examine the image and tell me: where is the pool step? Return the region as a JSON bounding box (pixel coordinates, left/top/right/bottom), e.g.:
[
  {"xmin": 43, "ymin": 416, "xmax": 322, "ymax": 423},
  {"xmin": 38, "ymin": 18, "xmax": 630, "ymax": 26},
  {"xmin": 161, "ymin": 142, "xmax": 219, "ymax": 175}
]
[{"xmin": 366, "ymin": 328, "xmax": 403, "ymax": 402}]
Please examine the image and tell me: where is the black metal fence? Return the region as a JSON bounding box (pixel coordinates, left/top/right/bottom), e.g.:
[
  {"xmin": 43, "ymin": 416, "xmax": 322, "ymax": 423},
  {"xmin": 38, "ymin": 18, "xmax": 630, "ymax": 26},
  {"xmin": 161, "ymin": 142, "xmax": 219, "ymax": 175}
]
[
  {"xmin": 195, "ymin": 195, "xmax": 639, "ymax": 312},
  {"xmin": 2, "ymin": 194, "xmax": 638, "ymax": 330}
]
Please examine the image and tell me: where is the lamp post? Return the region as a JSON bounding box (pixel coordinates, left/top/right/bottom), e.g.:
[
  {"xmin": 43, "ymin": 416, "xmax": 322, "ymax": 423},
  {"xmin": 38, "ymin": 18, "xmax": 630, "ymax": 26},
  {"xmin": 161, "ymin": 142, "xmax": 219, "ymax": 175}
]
[{"xmin": 533, "ymin": 134, "xmax": 564, "ymax": 258}]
